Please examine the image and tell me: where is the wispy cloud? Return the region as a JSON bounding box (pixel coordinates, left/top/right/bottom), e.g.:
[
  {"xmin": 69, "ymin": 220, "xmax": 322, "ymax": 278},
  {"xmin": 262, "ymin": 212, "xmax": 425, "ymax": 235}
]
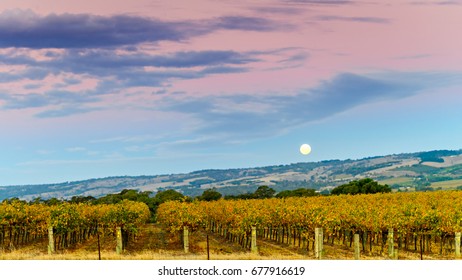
[
  {"xmin": 0, "ymin": 48, "xmax": 258, "ymax": 116},
  {"xmin": 48, "ymin": 49, "xmax": 258, "ymax": 70},
  {"xmin": 66, "ymin": 147, "xmax": 87, "ymax": 152},
  {"xmin": 12, "ymin": 90, "xmax": 97, "ymax": 108},
  {"xmin": 160, "ymin": 71, "xmax": 462, "ymax": 140},
  {"xmin": 211, "ymin": 16, "xmax": 289, "ymax": 31},
  {"xmin": 410, "ymin": 0, "xmax": 462, "ymax": 5},
  {"xmin": 34, "ymin": 105, "xmax": 99, "ymax": 118},
  {"xmin": 90, "ymin": 135, "xmax": 160, "ymax": 144},
  {"xmin": 0, "ymin": 67, "xmax": 50, "ymax": 83},
  {"xmin": 0, "ymin": 10, "xmax": 286, "ymax": 49},
  {"xmin": 313, "ymin": 15, "xmax": 390, "ymax": 24},
  {"xmin": 36, "ymin": 149, "xmax": 54, "ymax": 155},
  {"xmin": 250, "ymin": 6, "xmax": 305, "ymax": 15},
  {"xmin": 0, "ymin": 10, "xmax": 302, "ymax": 119},
  {"xmin": 438, "ymin": 0, "xmax": 462, "ymax": 4},
  {"xmin": 393, "ymin": 54, "xmax": 433, "ymax": 60},
  {"xmin": 282, "ymin": 0, "xmax": 354, "ymax": 5}
]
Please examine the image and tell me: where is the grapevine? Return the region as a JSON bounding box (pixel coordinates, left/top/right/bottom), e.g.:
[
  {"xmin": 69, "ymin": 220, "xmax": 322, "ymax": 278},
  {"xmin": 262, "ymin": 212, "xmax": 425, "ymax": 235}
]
[
  {"xmin": 0, "ymin": 200, "xmax": 150, "ymax": 250},
  {"xmin": 157, "ymin": 191, "xmax": 462, "ymax": 250}
]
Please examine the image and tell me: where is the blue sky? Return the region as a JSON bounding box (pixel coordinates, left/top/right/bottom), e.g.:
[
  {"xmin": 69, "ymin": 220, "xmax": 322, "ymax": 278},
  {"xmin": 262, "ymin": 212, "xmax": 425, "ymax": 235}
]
[{"xmin": 0, "ymin": 0, "xmax": 461, "ymax": 185}]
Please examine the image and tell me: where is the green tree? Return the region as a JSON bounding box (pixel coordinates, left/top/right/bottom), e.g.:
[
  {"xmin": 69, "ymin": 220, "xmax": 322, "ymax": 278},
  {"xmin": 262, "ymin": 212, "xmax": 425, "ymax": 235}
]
[
  {"xmin": 45, "ymin": 197, "xmax": 63, "ymax": 206},
  {"xmin": 224, "ymin": 193, "xmax": 254, "ymax": 200},
  {"xmin": 154, "ymin": 189, "xmax": 185, "ymax": 203},
  {"xmin": 69, "ymin": 195, "xmax": 96, "ymax": 203},
  {"xmin": 275, "ymin": 188, "xmax": 318, "ymax": 198},
  {"xmin": 198, "ymin": 188, "xmax": 222, "ymax": 201},
  {"xmin": 253, "ymin": 185, "xmax": 276, "ymax": 199},
  {"xmin": 91, "ymin": 189, "xmax": 158, "ymax": 221},
  {"xmin": 330, "ymin": 178, "xmax": 391, "ymax": 195},
  {"xmin": 29, "ymin": 197, "xmax": 45, "ymax": 204}
]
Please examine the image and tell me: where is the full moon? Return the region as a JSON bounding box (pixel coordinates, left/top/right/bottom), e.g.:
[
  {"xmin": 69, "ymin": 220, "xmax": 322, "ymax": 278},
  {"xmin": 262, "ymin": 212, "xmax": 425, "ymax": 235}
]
[{"xmin": 300, "ymin": 144, "xmax": 312, "ymax": 155}]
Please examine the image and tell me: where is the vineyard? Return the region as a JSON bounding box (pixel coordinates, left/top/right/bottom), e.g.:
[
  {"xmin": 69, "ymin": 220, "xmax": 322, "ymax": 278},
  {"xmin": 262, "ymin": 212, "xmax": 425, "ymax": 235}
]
[
  {"xmin": 2, "ymin": 191, "xmax": 462, "ymax": 259},
  {"xmin": 157, "ymin": 191, "xmax": 462, "ymax": 259},
  {"xmin": 0, "ymin": 200, "xmax": 150, "ymax": 254}
]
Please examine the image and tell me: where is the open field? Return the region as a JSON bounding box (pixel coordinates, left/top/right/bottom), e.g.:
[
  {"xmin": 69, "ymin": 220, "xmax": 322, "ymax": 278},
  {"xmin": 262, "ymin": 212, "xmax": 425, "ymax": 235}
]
[
  {"xmin": 379, "ymin": 177, "xmax": 414, "ymax": 185},
  {"xmin": 430, "ymin": 179, "xmax": 462, "ymax": 190}
]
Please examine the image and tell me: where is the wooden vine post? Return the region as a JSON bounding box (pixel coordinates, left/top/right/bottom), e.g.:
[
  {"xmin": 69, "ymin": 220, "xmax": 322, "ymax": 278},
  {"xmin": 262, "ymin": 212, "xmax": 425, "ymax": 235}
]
[
  {"xmin": 206, "ymin": 234, "xmax": 210, "ymax": 260},
  {"xmin": 94, "ymin": 222, "xmax": 101, "ymax": 260},
  {"xmin": 47, "ymin": 226, "xmax": 54, "ymax": 254},
  {"xmin": 251, "ymin": 226, "xmax": 258, "ymax": 253},
  {"xmin": 455, "ymin": 232, "xmax": 461, "ymax": 258},
  {"xmin": 116, "ymin": 226, "xmax": 123, "ymax": 254},
  {"xmin": 183, "ymin": 226, "xmax": 190, "ymax": 253},
  {"xmin": 354, "ymin": 233, "xmax": 360, "ymax": 260},
  {"xmin": 315, "ymin": 228, "xmax": 323, "ymax": 260},
  {"xmin": 387, "ymin": 228, "xmax": 394, "ymax": 259}
]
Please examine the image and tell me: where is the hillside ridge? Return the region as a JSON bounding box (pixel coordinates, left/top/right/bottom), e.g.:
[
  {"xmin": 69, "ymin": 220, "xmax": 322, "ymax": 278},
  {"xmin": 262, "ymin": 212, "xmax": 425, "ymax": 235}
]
[{"xmin": 1, "ymin": 149, "xmax": 462, "ymax": 200}]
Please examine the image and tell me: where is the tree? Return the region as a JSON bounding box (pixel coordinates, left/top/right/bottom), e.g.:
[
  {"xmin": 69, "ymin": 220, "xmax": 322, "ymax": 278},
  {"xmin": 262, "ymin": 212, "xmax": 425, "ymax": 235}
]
[
  {"xmin": 69, "ymin": 195, "xmax": 96, "ymax": 203},
  {"xmin": 275, "ymin": 188, "xmax": 318, "ymax": 198},
  {"xmin": 44, "ymin": 197, "xmax": 63, "ymax": 206},
  {"xmin": 30, "ymin": 197, "xmax": 45, "ymax": 204},
  {"xmin": 330, "ymin": 178, "xmax": 391, "ymax": 195},
  {"xmin": 224, "ymin": 193, "xmax": 254, "ymax": 200},
  {"xmin": 154, "ymin": 189, "xmax": 185, "ymax": 203},
  {"xmin": 198, "ymin": 188, "xmax": 222, "ymax": 201},
  {"xmin": 253, "ymin": 185, "xmax": 276, "ymax": 199}
]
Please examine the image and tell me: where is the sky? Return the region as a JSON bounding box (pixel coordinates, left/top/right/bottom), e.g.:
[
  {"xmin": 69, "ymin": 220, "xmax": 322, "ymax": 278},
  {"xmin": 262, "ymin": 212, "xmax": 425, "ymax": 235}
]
[{"xmin": 0, "ymin": 0, "xmax": 461, "ymax": 185}]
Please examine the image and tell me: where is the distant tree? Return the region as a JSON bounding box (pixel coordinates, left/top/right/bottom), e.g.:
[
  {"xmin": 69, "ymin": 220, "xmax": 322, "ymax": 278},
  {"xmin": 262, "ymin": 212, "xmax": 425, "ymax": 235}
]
[
  {"xmin": 253, "ymin": 185, "xmax": 276, "ymax": 199},
  {"xmin": 69, "ymin": 195, "xmax": 96, "ymax": 204},
  {"xmin": 2, "ymin": 197, "xmax": 23, "ymax": 204},
  {"xmin": 224, "ymin": 193, "xmax": 254, "ymax": 200},
  {"xmin": 416, "ymin": 186, "xmax": 434, "ymax": 192},
  {"xmin": 93, "ymin": 189, "xmax": 157, "ymax": 221},
  {"xmin": 224, "ymin": 186, "xmax": 276, "ymax": 200},
  {"xmin": 154, "ymin": 189, "xmax": 185, "ymax": 203},
  {"xmin": 275, "ymin": 188, "xmax": 318, "ymax": 198},
  {"xmin": 119, "ymin": 189, "xmax": 142, "ymax": 200},
  {"xmin": 95, "ymin": 193, "xmax": 122, "ymax": 204},
  {"xmin": 198, "ymin": 188, "xmax": 222, "ymax": 201},
  {"xmin": 44, "ymin": 197, "xmax": 63, "ymax": 205},
  {"xmin": 319, "ymin": 189, "xmax": 330, "ymax": 196},
  {"xmin": 275, "ymin": 190, "xmax": 292, "ymax": 198},
  {"xmin": 330, "ymin": 178, "xmax": 391, "ymax": 195},
  {"xmin": 30, "ymin": 197, "xmax": 45, "ymax": 204}
]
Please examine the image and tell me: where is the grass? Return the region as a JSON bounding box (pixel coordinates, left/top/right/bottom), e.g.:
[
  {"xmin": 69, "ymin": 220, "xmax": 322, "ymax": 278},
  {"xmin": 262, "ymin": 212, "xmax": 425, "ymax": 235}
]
[
  {"xmin": 379, "ymin": 177, "xmax": 414, "ymax": 185},
  {"xmin": 430, "ymin": 179, "xmax": 462, "ymax": 190},
  {"xmin": 393, "ymin": 164, "xmax": 440, "ymax": 174},
  {"xmin": 333, "ymin": 174, "xmax": 353, "ymax": 180}
]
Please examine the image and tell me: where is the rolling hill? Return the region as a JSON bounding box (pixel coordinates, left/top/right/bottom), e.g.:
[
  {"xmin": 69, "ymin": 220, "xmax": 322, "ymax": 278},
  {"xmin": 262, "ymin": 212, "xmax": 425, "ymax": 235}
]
[{"xmin": 1, "ymin": 149, "xmax": 462, "ymax": 201}]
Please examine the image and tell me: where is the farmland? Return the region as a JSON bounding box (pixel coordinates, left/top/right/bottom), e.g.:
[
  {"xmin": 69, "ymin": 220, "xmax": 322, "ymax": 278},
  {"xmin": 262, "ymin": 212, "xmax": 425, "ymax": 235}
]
[{"xmin": 3, "ymin": 190, "xmax": 462, "ymax": 260}]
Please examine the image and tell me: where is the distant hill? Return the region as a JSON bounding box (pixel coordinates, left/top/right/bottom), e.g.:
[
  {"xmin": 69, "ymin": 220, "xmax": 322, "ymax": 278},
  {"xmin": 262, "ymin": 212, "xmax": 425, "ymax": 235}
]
[{"xmin": 1, "ymin": 149, "xmax": 462, "ymax": 201}]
